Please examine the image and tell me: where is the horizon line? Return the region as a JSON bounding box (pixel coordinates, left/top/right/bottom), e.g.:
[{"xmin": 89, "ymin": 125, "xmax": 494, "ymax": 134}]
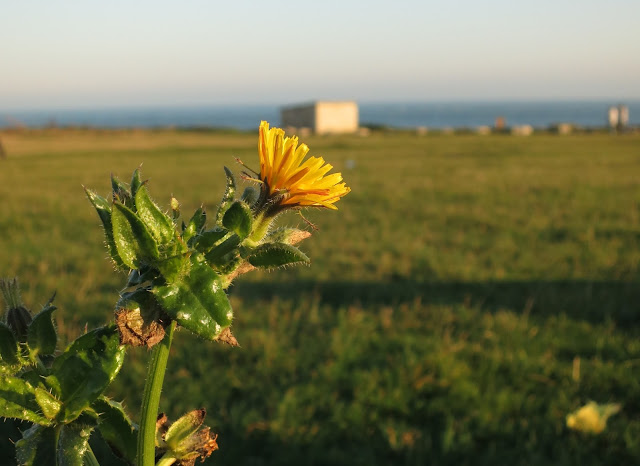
[{"xmin": 3, "ymin": 97, "xmax": 640, "ymax": 113}]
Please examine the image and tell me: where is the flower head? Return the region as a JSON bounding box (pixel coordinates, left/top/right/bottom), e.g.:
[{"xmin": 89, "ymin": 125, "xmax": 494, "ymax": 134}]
[
  {"xmin": 258, "ymin": 121, "xmax": 350, "ymax": 210},
  {"xmin": 566, "ymin": 401, "xmax": 621, "ymax": 434}
]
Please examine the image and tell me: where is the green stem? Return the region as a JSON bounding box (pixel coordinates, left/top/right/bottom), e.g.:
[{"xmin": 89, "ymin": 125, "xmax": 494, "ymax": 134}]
[
  {"xmin": 84, "ymin": 444, "xmax": 100, "ymax": 466},
  {"xmin": 137, "ymin": 320, "xmax": 177, "ymax": 466},
  {"xmin": 248, "ymin": 211, "xmax": 271, "ymax": 243},
  {"xmin": 155, "ymin": 452, "xmax": 178, "ymax": 466}
]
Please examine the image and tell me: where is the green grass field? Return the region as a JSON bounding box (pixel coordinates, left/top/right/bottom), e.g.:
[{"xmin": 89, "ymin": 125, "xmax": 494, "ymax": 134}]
[{"xmin": 1, "ymin": 129, "xmax": 639, "ymax": 465}]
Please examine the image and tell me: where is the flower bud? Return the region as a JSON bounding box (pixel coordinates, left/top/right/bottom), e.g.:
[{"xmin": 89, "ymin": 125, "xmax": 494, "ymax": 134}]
[
  {"xmin": 156, "ymin": 409, "xmax": 219, "ymax": 463},
  {"xmin": 6, "ymin": 306, "xmax": 32, "ymax": 342},
  {"xmin": 170, "ymin": 197, "xmax": 180, "ymax": 220},
  {"xmin": 1, "ymin": 278, "xmax": 32, "ymax": 342}
]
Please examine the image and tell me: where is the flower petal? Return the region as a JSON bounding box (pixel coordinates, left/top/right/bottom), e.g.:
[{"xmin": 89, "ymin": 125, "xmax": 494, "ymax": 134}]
[{"xmin": 257, "ymin": 122, "xmax": 349, "ymax": 209}]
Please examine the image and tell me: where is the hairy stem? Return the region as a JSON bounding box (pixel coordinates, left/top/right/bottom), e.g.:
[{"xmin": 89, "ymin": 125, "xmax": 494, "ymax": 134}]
[
  {"xmin": 84, "ymin": 444, "xmax": 100, "ymax": 466},
  {"xmin": 137, "ymin": 320, "xmax": 177, "ymax": 466}
]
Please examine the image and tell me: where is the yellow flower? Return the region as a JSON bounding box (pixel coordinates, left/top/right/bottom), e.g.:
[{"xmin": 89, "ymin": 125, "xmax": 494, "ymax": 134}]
[
  {"xmin": 258, "ymin": 121, "xmax": 350, "ymax": 210},
  {"xmin": 566, "ymin": 401, "xmax": 621, "ymax": 434}
]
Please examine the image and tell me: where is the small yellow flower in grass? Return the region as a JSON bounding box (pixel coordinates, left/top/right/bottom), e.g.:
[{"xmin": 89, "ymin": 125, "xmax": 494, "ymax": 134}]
[
  {"xmin": 566, "ymin": 401, "xmax": 621, "ymax": 434},
  {"xmin": 258, "ymin": 121, "xmax": 350, "ymax": 210}
]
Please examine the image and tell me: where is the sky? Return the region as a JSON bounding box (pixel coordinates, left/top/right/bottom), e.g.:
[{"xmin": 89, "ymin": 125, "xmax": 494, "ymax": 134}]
[{"xmin": 2, "ymin": 0, "xmax": 639, "ymax": 109}]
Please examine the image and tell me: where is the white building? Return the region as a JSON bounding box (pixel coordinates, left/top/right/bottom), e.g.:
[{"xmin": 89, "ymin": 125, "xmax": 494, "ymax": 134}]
[
  {"xmin": 608, "ymin": 106, "xmax": 620, "ymax": 128},
  {"xmin": 281, "ymin": 101, "xmax": 359, "ymax": 135}
]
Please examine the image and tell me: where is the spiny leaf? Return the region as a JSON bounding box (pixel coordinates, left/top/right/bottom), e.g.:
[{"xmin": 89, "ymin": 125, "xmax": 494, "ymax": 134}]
[
  {"xmin": 112, "ymin": 202, "xmax": 159, "ymax": 269},
  {"xmin": 46, "ymin": 326, "xmax": 125, "ymax": 423},
  {"xmin": 34, "ymin": 387, "xmax": 62, "ymax": 420},
  {"xmin": 248, "ymin": 243, "xmax": 310, "ymax": 269},
  {"xmin": 190, "ymin": 227, "xmax": 228, "ymax": 253},
  {"xmin": 0, "ymin": 376, "xmax": 52, "ymax": 425},
  {"xmin": 222, "ymin": 201, "xmax": 253, "ymax": 239},
  {"xmin": 93, "ymin": 397, "xmax": 138, "ymax": 463},
  {"xmin": 213, "ymin": 250, "xmax": 243, "ymax": 275},
  {"xmin": 57, "ymin": 422, "xmax": 95, "ymax": 466},
  {"xmin": 84, "ymin": 188, "xmax": 126, "ymax": 269},
  {"xmin": 130, "ymin": 168, "xmax": 143, "ymax": 200},
  {"xmin": 27, "ymin": 298, "xmax": 57, "ymax": 357},
  {"xmin": 204, "ymin": 235, "xmax": 241, "ymax": 266},
  {"xmin": 157, "ymin": 253, "xmax": 192, "ymax": 283},
  {"xmin": 215, "ymin": 167, "xmax": 236, "ymax": 226},
  {"xmin": 240, "ymin": 186, "xmax": 259, "ymax": 206},
  {"xmin": 183, "ymin": 207, "xmax": 207, "ymax": 242},
  {"xmin": 0, "ymin": 323, "xmax": 19, "ymax": 366},
  {"xmin": 16, "ymin": 425, "xmax": 57, "ymax": 465},
  {"xmin": 111, "ymin": 174, "xmax": 133, "ymax": 209},
  {"xmin": 152, "ymin": 257, "xmax": 232, "ymax": 340},
  {"xmin": 135, "ymin": 185, "xmax": 175, "ymax": 245}
]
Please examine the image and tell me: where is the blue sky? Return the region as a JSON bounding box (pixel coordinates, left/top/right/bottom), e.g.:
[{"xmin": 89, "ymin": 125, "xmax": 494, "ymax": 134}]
[{"xmin": 2, "ymin": 0, "xmax": 639, "ymax": 109}]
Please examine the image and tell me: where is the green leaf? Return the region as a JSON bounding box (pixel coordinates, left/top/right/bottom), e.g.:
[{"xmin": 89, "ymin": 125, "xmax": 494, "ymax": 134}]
[
  {"xmin": 240, "ymin": 186, "xmax": 259, "ymax": 206},
  {"xmin": 92, "ymin": 397, "xmax": 138, "ymax": 463},
  {"xmin": 130, "ymin": 168, "xmax": 143, "ymax": 200},
  {"xmin": 213, "ymin": 250, "xmax": 243, "ymax": 275},
  {"xmin": 0, "ymin": 375, "xmax": 52, "ymax": 425},
  {"xmin": 46, "ymin": 326, "xmax": 125, "ymax": 423},
  {"xmin": 157, "ymin": 253, "xmax": 192, "ymax": 283},
  {"xmin": 189, "ymin": 227, "xmax": 227, "ymax": 253},
  {"xmin": 57, "ymin": 422, "xmax": 94, "ymax": 466},
  {"xmin": 0, "ymin": 418, "xmax": 25, "ymax": 465},
  {"xmin": 124, "ymin": 266, "xmax": 156, "ymax": 288},
  {"xmin": 88, "ymin": 431, "xmax": 131, "ymax": 466},
  {"xmin": 248, "ymin": 243, "xmax": 310, "ymax": 268},
  {"xmin": 135, "ymin": 185, "xmax": 175, "ymax": 245},
  {"xmin": 215, "ymin": 167, "xmax": 236, "ymax": 226},
  {"xmin": 15, "ymin": 422, "xmax": 95, "ymax": 466},
  {"xmin": 153, "ymin": 257, "xmax": 233, "ymax": 340},
  {"xmin": 204, "ymin": 235, "xmax": 241, "ymax": 267},
  {"xmin": 16, "ymin": 425, "xmax": 57, "ymax": 466},
  {"xmin": 20, "ymin": 369, "xmax": 43, "ymax": 389},
  {"xmin": 223, "ymin": 201, "xmax": 253, "ymax": 239},
  {"xmin": 111, "ymin": 174, "xmax": 133, "ymax": 209},
  {"xmin": 184, "ymin": 207, "xmax": 207, "ymax": 240},
  {"xmin": 28, "ymin": 299, "xmax": 57, "ymax": 357},
  {"xmin": 112, "ymin": 202, "xmax": 159, "ymax": 269},
  {"xmin": 0, "ymin": 323, "xmax": 19, "ymax": 366},
  {"xmin": 34, "ymin": 387, "xmax": 62, "ymax": 420},
  {"xmin": 85, "ymin": 188, "xmax": 126, "ymax": 269}
]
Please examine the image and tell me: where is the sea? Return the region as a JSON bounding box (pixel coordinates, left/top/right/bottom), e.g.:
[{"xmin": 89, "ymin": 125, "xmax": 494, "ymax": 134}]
[{"xmin": 1, "ymin": 101, "xmax": 638, "ymax": 130}]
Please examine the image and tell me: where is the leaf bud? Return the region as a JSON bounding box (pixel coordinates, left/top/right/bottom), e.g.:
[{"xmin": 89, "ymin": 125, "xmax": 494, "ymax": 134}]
[{"xmin": 1, "ymin": 278, "xmax": 32, "ymax": 342}]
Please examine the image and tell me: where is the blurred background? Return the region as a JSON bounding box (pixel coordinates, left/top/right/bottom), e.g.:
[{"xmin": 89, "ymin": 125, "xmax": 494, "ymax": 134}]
[{"xmin": 1, "ymin": 1, "xmax": 639, "ymax": 464}]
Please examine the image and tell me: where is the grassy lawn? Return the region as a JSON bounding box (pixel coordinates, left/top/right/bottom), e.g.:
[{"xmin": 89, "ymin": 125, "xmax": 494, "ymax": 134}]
[{"xmin": 1, "ymin": 128, "xmax": 639, "ymax": 464}]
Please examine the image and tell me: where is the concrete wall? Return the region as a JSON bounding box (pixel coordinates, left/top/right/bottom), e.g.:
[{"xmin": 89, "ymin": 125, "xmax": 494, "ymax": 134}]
[
  {"xmin": 315, "ymin": 101, "xmax": 358, "ymax": 135},
  {"xmin": 281, "ymin": 104, "xmax": 315, "ymax": 130},
  {"xmin": 281, "ymin": 101, "xmax": 358, "ymax": 135}
]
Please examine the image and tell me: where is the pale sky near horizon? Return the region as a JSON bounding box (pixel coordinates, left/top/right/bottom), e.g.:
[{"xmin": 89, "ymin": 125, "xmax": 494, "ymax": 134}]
[{"xmin": 2, "ymin": 0, "xmax": 639, "ymax": 109}]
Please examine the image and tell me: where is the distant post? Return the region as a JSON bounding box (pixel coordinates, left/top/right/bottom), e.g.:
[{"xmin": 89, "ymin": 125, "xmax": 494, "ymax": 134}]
[
  {"xmin": 608, "ymin": 106, "xmax": 619, "ymax": 133},
  {"xmin": 0, "ymin": 137, "xmax": 6, "ymax": 159},
  {"xmin": 608, "ymin": 105, "xmax": 629, "ymax": 134},
  {"xmin": 618, "ymin": 105, "xmax": 629, "ymax": 132}
]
